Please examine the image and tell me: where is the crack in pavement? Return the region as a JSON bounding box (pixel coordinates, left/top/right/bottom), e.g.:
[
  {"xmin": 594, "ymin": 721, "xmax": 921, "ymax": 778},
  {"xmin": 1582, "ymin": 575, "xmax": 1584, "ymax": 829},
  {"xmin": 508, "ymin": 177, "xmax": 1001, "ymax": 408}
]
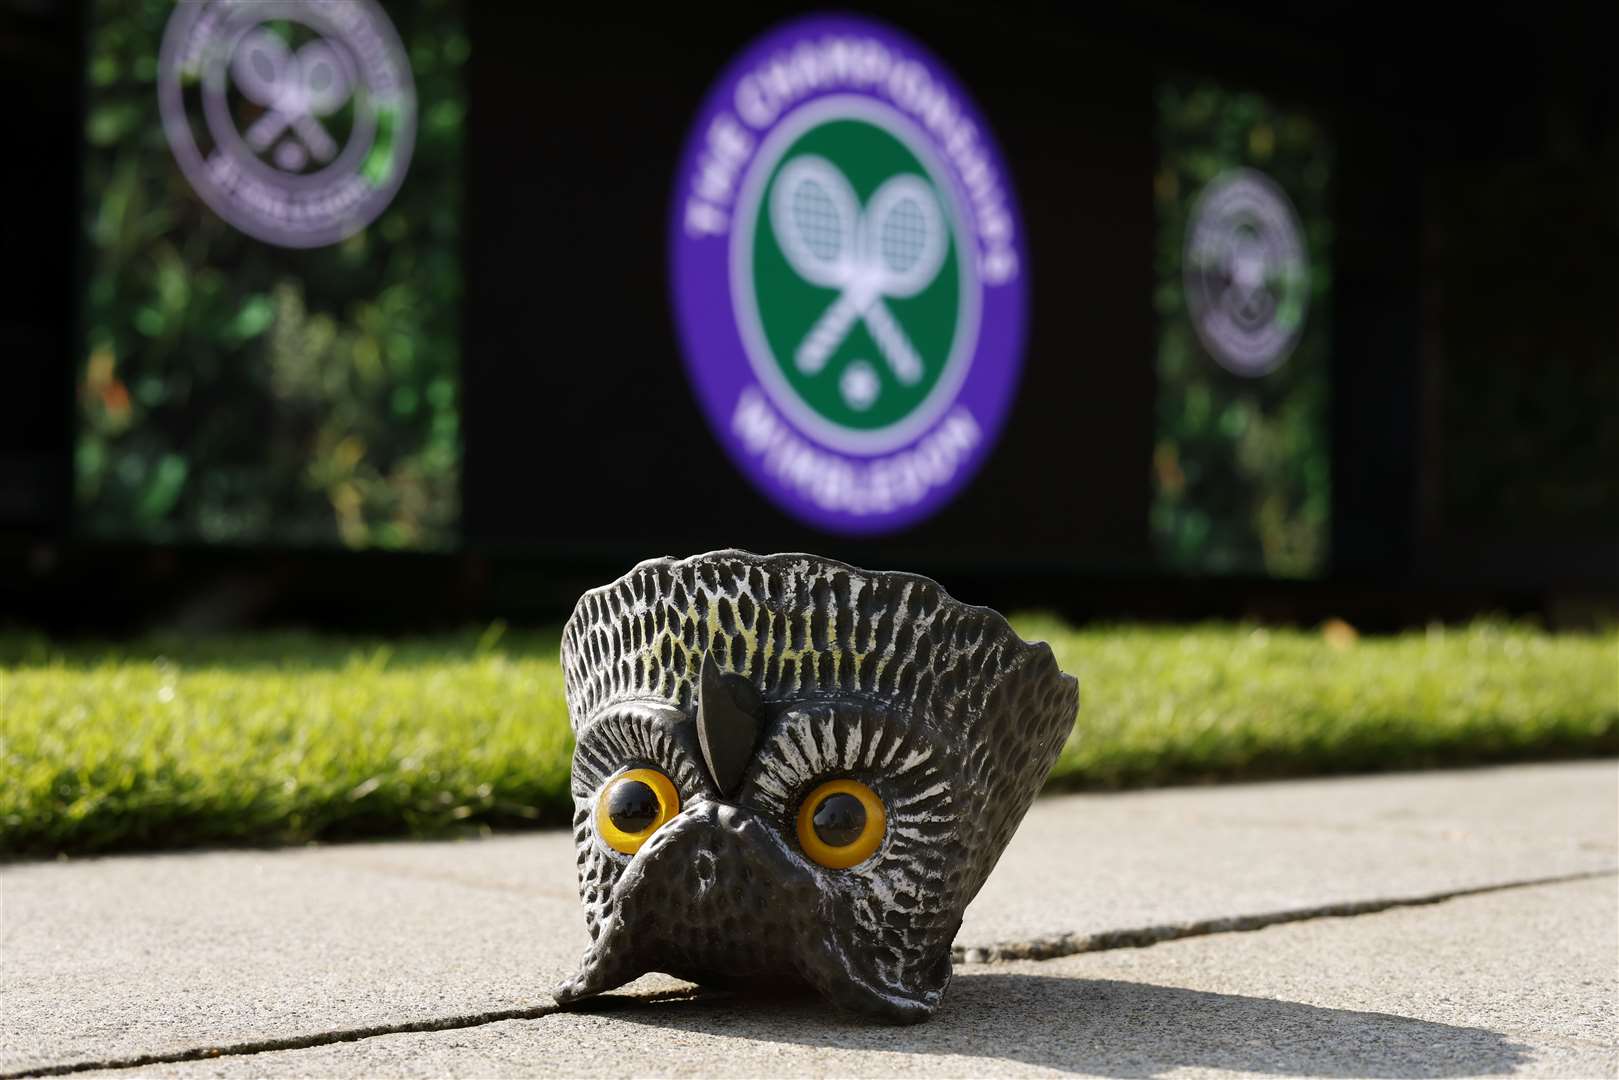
[
  {"xmin": 951, "ymin": 868, "xmax": 1619, "ymax": 963},
  {"xmin": 9, "ymin": 869, "xmax": 1614, "ymax": 1078},
  {"xmin": 3, "ymin": 1008, "xmax": 558, "ymax": 1080},
  {"xmin": 0, "ymin": 990, "xmax": 717, "ymax": 1080}
]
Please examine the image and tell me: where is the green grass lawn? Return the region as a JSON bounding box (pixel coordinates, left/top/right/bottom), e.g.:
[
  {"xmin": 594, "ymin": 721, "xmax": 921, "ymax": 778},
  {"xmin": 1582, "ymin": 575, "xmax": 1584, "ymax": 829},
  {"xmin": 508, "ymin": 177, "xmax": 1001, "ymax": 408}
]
[{"xmin": 3, "ymin": 620, "xmax": 1614, "ymax": 856}]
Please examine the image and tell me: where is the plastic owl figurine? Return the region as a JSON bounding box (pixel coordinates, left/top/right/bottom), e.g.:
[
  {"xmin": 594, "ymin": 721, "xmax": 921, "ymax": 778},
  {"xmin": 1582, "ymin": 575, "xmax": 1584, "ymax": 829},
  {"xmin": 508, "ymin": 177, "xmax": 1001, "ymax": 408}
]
[{"xmin": 553, "ymin": 551, "xmax": 1078, "ymax": 1022}]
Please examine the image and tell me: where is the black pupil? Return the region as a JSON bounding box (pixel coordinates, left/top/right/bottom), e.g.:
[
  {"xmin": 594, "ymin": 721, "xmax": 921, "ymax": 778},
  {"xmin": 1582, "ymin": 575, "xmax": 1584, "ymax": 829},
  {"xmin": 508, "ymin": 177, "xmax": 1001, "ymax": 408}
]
[
  {"xmin": 812, "ymin": 792, "xmax": 867, "ymax": 847},
  {"xmin": 607, "ymin": 780, "xmax": 661, "ymax": 834}
]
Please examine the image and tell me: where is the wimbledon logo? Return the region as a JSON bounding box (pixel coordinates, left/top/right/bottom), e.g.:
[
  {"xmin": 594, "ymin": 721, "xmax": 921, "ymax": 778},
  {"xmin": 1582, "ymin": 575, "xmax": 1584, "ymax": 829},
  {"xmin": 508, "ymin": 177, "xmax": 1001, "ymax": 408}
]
[
  {"xmin": 158, "ymin": 0, "xmax": 415, "ymax": 249},
  {"xmin": 1184, "ymin": 168, "xmax": 1309, "ymax": 377},
  {"xmin": 671, "ymin": 15, "xmax": 1028, "ymax": 534}
]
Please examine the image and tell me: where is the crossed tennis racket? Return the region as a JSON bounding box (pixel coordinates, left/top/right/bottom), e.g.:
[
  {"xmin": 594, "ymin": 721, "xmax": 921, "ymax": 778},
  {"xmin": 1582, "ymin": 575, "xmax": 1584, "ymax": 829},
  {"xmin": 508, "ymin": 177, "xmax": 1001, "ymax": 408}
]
[
  {"xmin": 231, "ymin": 27, "xmax": 355, "ymax": 168},
  {"xmin": 769, "ymin": 156, "xmax": 948, "ymax": 395}
]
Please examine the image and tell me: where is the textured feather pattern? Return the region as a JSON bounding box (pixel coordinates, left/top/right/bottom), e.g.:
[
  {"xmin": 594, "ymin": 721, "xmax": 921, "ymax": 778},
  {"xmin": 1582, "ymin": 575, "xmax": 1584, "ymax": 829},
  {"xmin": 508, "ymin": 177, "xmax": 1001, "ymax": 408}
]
[
  {"xmin": 557, "ymin": 551, "xmax": 1079, "ymax": 1022},
  {"xmin": 563, "ymin": 552, "xmax": 1040, "ymax": 736}
]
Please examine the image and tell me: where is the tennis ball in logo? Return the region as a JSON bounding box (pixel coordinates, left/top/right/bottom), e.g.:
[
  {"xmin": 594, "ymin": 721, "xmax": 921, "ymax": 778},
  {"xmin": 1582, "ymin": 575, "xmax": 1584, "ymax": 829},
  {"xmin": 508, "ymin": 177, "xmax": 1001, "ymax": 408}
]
[{"xmin": 749, "ymin": 119, "xmax": 963, "ymax": 435}]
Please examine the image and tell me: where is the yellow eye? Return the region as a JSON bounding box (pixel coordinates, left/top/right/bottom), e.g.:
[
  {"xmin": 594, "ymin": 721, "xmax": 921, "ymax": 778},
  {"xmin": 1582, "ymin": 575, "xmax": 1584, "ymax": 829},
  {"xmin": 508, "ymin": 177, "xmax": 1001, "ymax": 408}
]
[
  {"xmin": 796, "ymin": 778, "xmax": 886, "ymax": 869},
  {"xmin": 595, "ymin": 768, "xmax": 680, "ymax": 855}
]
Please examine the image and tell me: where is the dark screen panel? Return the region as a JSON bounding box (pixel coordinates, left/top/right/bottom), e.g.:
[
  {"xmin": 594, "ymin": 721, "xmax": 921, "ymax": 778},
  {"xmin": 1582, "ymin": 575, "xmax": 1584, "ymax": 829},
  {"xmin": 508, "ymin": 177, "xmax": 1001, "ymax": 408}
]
[{"xmin": 462, "ymin": 6, "xmax": 1155, "ymax": 572}]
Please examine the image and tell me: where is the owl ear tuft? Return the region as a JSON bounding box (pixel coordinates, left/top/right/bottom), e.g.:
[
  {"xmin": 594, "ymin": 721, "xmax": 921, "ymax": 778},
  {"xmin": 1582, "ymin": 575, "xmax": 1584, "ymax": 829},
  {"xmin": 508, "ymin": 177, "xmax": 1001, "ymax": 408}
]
[{"xmin": 697, "ymin": 652, "xmax": 761, "ymax": 797}]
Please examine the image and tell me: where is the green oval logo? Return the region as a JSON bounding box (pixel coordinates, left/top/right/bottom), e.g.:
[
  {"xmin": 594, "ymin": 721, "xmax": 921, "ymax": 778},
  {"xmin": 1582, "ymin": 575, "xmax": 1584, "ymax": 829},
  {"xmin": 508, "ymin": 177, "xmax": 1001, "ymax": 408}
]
[{"xmin": 732, "ymin": 98, "xmax": 979, "ymax": 454}]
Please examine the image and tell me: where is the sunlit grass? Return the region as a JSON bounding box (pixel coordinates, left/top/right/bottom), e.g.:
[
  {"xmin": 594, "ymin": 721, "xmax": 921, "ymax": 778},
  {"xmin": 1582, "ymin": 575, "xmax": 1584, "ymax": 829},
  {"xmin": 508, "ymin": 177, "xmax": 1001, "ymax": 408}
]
[{"xmin": 2, "ymin": 620, "xmax": 1614, "ymax": 856}]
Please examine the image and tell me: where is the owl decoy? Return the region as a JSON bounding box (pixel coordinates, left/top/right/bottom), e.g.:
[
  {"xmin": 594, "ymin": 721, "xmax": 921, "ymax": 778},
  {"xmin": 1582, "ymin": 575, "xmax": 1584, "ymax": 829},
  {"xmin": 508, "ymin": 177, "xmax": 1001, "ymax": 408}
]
[{"xmin": 554, "ymin": 551, "xmax": 1078, "ymax": 1023}]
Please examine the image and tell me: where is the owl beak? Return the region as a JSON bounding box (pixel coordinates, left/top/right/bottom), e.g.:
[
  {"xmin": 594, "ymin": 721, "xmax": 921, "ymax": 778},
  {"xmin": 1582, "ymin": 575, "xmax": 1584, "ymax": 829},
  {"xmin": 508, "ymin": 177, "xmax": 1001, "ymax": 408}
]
[
  {"xmin": 695, "ymin": 653, "xmax": 762, "ymax": 796},
  {"xmin": 554, "ymin": 798, "xmax": 803, "ymax": 1006}
]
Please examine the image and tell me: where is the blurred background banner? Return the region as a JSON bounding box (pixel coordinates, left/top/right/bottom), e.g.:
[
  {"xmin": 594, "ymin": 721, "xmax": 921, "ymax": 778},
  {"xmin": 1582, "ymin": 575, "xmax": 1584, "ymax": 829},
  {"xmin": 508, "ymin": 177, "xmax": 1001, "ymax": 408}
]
[
  {"xmin": 0, "ymin": 2, "xmax": 1613, "ymax": 630},
  {"xmin": 1152, "ymin": 83, "xmax": 1333, "ymax": 579},
  {"xmin": 77, "ymin": 0, "xmax": 464, "ymax": 550}
]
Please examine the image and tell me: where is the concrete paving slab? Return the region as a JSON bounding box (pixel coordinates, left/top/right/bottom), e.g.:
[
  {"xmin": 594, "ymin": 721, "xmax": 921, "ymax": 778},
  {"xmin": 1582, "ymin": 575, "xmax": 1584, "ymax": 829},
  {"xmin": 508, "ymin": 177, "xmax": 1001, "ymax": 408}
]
[
  {"xmin": 66, "ymin": 876, "xmax": 1618, "ymax": 1078},
  {"xmin": 0, "ymin": 846, "xmax": 588, "ymax": 1074},
  {"xmin": 4, "ymin": 761, "xmax": 1614, "ymax": 1074},
  {"xmin": 960, "ymin": 760, "xmax": 1618, "ymax": 953}
]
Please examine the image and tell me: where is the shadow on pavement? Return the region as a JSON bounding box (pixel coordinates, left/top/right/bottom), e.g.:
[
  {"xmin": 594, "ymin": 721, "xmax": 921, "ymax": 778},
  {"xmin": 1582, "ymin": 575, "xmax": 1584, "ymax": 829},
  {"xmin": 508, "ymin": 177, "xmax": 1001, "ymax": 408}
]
[{"xmin": 584, "ymin": 972, "xmax": 1530, "ymax": 1078}]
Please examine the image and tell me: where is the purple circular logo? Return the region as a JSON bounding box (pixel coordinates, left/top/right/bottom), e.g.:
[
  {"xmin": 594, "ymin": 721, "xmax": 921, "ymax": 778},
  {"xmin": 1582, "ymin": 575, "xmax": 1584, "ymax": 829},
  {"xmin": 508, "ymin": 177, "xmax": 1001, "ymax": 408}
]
[{"xmin": 670, "ymin": 15, "xmax": 1028, "ymax": 535}]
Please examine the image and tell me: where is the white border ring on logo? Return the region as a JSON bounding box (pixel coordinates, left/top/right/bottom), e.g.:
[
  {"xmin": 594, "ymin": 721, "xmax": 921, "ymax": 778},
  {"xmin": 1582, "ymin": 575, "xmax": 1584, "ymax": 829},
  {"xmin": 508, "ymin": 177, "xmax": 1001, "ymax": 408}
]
[
  {"xmin": 157, "ymin": 0, "xmax": 416, "ymax": 249},
  {"xmin": 1183, "ymin": 168, "xmax": 1309, "ymax": 377}
]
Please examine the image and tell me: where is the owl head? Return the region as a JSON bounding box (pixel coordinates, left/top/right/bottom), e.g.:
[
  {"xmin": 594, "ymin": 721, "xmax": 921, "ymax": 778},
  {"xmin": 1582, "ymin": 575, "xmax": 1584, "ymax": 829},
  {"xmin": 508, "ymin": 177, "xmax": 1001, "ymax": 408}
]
[{"xmin": 553, "ymin": 551, "xmax": 1078, "ymax": 1023}]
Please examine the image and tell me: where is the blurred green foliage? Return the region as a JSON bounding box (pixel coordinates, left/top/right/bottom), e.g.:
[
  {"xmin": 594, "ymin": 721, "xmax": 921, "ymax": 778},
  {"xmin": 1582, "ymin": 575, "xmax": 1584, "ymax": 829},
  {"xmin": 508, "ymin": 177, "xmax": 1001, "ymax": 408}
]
[
  {"xmin": 77, "ymin": 0, "xmax": 465, "ymax": 549},
  {"xmin": 3, "ymin": 619, "xmax": 1613, "ymax": 856},
  {"xmin": 1152, "ymin": 84, "xmax": 1333, "ymax": 578}
]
